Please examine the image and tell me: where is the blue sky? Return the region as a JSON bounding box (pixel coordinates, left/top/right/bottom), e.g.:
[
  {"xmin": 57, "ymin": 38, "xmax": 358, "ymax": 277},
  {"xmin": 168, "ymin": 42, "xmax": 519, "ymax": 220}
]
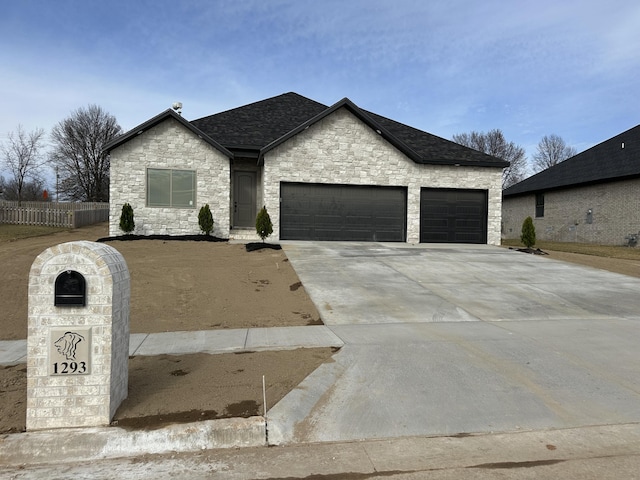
[{"xmin": 1, "ymin": 0, "xmax": 639, "ymax": 179}]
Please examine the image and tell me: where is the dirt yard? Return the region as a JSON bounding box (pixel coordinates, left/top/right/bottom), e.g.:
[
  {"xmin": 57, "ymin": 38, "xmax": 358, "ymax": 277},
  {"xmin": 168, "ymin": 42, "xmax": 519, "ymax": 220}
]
[
  {"xmin": 0, "ymin": 223, "xmax": 321, "ymax": 340},
  {"xmin": 541, "ymin": 250, "xmax": 640, "ymax": 278},
  {"xmin": 0, "ymin": 222, "xmax": 331, "ymax": 434},
  {"xmin": 1, "ymin": 224, "xmax": 639, "ymax": 434}
]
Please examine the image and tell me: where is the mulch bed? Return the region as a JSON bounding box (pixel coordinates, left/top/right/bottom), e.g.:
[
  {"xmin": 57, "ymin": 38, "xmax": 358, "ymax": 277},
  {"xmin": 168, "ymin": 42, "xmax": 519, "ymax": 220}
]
[
  {"xmin": 509, "ymin": 247, "xmax": 549, "ymax": 255},
  {"xmin": 97, "ymin": 236, "xmax": 282, "ymax": 253},
  {"xmin": 100, "ymin": 235, "xmax": 548, "ymax": 256},
  {"xmin": 97, "ymin": 234, "xmax": 227, "ymax": 242},
  {"xmin": 246, "ymin": 242, "xmax": 282, "ymax": 252}
]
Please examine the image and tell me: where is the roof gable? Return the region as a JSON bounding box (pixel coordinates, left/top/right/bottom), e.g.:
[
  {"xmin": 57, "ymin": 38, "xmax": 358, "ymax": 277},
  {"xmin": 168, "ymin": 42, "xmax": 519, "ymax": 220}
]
[
  {"xmin": 260, "ymin": 97, "xmax": 509, "ymax": 168},
  {"xmin": 103, "ymin": 109, "xmax": 233, "ymax": 158},
  {"xmin": 260, "ymin": 97, "xmax": 421, "ymax": 162},
  {"xmin": 504, "ymin": 124, "xmax": 640, "ymax": 197}
]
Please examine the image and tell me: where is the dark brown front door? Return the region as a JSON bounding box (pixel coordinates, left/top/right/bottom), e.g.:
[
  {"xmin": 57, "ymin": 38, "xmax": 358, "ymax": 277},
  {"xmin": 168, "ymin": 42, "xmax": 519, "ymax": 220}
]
[{"xmin": 233, "ymin": 171, "xmax": 256, "ymax": 227}]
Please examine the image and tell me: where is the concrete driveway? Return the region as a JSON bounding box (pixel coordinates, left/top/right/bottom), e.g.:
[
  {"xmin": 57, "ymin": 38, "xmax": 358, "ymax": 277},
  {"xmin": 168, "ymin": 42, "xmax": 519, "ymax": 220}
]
[{"xmin": 268, "ymin": 242, "xmax": 640, "ymax": 444}]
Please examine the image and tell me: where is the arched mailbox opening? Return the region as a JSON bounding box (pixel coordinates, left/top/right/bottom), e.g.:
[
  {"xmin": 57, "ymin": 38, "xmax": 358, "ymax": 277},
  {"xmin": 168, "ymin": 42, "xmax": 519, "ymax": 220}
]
[{"xmin": 54, "ymin": 270, "xmax": 87, "ymax": 307}]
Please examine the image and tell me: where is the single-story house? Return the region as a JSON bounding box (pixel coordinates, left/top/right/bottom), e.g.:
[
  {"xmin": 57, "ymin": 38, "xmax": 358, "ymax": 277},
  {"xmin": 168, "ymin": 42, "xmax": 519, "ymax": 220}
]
[
  {"xmin": 502, "ymin": 124, "xmax": 640, "ymax": 245},
  {"xmin": 105, "ymin": 92, "xmax": 508, "ymax": 244}
]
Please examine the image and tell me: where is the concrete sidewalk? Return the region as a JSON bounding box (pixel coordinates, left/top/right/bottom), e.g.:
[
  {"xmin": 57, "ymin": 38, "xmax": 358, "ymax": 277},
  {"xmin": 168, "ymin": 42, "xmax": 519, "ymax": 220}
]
[
  {"xmin": 0, "ymin": 325, "xmax": 345, "ymax": 461},
  {"xmin": 0, "ymin": 325, "xmax": 344, "ymax": 365},
  {"xmin": 3, "ymin": 423, "xmax": 640, "ymax": 478}
]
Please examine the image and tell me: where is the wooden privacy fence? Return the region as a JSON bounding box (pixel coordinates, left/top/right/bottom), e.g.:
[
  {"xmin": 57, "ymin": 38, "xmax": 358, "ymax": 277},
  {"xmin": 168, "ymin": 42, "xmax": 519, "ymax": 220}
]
[{"xmin": 0, "ymin": 201, "xmax": 110, "ymax": 228}]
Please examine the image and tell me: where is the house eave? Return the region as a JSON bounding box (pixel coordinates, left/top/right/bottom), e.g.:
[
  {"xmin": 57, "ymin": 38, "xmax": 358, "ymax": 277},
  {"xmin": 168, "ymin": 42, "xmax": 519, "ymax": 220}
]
[{"xmin": 229, "ymin": 148, "xmax": 261, "ymax": 160}]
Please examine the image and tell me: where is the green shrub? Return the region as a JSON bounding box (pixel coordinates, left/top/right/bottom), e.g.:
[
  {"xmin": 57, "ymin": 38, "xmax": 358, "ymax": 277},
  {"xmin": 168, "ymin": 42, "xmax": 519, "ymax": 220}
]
[
  {"xmin": 520, "ymin": 216, "xmax": 536, "ymax": 248},
  {"xmin": 255, "ymin": 205, "xmax": 273, "ymax": 242},
  {"xmin": 198, "ymin": 204, "xmax": 214, "ymax": 235},
  {"xmin": 119, "ymin": 203, "xmax": 135, "ymax": 234}
]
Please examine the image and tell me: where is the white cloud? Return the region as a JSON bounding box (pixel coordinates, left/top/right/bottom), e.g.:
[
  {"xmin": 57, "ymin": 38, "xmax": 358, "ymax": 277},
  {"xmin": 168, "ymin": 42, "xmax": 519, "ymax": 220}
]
[{"xmin": 0, "ymin": 0, "xmax": 638, "ymax": 164}]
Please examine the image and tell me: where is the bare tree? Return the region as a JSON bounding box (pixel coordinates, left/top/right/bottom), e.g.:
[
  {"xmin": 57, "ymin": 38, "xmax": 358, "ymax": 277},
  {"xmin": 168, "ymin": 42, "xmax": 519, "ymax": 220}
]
[
  {"xmin": 532, "ymin": 134, "xmax": 577, "ymax": 172},
  {"xmin": 1, "ymin": 125, "xmax": 46, "ymax": 205},
  {"xmin": 452, "ymin": 129, "xmax": 527, "ymax": 188},
  {"xmin": 50, "ymin": 105, "xmax": 122, "ymax": 202},
  {"xmin": 0, "ymin": 176, "xmax": 47, "ymax": 201}
]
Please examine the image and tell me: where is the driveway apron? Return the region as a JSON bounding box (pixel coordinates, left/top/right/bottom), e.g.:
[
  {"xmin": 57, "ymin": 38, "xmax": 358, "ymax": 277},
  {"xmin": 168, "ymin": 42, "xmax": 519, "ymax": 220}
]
[{"xmin": 268, "ymin": 242, "xmax": 640, "ymax": 444}]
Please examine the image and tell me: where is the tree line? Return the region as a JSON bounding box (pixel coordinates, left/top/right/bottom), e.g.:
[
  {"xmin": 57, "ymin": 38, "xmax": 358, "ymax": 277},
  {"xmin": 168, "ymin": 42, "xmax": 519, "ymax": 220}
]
[
  {"xmin": 452, "ymin": 130, "xmax": 577, "ymax": 189},
  {"xmin": 0, "ymin": 105, "xmax": 121, "ymax": 204},
  {"xmin": 2, "ymin": 104, "xmax": 578, "ymax": 202}
]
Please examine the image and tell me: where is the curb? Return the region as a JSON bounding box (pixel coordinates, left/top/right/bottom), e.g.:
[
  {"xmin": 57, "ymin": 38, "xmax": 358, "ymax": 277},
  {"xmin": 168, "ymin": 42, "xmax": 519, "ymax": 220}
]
[{"xmin": 0, "ymin": 416, "xmax": 266, "ymax": 466}]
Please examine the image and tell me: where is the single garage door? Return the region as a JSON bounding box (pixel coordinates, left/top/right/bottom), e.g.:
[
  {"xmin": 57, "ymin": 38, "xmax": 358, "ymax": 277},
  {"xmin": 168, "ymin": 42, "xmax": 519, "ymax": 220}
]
[
  {"xmin": 281, "ymin": 183, "xmax": 406, "ymax": 241},
  {"xmin": 420, "ymin": 188, "xmax": 488, "ymax": 243}
]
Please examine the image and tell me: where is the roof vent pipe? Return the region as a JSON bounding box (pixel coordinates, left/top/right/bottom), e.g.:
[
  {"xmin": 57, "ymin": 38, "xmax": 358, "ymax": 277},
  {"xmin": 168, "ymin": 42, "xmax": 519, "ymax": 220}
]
[{"xmin": 622, "ymin": 142, "xmax": 625, "ymax": 149}]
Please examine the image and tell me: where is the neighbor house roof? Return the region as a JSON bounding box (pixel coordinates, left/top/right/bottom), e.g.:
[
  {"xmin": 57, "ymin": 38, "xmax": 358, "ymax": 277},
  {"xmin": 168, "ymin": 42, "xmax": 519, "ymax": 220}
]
[
  {"xmin": 504, "ymin": 124, "xmax": 640, "ymax": 197},
  {"xmin": 105, "ymin": 92, "xmax": 509, "ymax": 168}
]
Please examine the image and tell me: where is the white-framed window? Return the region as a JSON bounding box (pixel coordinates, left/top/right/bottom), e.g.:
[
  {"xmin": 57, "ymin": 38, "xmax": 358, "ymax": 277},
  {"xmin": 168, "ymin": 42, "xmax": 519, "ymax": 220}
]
[{"xmin": 147, "ymin": 168, "xmax": 196, "ymax": 208}]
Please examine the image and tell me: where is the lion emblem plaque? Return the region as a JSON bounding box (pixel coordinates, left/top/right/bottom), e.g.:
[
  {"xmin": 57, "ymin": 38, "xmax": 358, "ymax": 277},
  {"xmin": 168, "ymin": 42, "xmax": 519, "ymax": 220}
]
[{"xmin": 49, "ymin": 327, "xmax": 91, "ymax": 375}]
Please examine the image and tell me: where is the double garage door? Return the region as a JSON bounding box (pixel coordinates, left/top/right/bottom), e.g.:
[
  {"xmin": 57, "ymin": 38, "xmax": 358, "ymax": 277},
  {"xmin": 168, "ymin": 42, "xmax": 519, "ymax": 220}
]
[
  {"xmin": 280, "ymin": 183, "xmax": 407, "ymax": 241},
  {"xmin": 280, "ymin": 183, "xmax": 487, "ymax": 243}
]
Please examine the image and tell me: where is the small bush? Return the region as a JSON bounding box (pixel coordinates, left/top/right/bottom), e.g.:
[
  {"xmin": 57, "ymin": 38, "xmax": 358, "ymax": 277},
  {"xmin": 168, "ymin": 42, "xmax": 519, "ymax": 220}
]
[
  {"xmin": 198, "ymin": 204, "xmax": 214, "ymax": 235},
  {"xmin": 521, "ymin": 216, "xmax": 536, "ymax": 248},
  {"xmin": 255, "ymin": 205, "xmax": 273, "ymax": 242},
  {"xmin": 119, "ymin": 203, "xmax": 135, "ymax": 234}
]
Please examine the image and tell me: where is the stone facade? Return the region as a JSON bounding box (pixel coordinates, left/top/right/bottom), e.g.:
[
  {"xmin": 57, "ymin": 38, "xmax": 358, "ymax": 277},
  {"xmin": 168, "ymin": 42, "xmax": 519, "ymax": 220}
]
[
  {"xmin": 502, "ymin": 177, "xmax": 640, "ymax": 245},
  {"xmin": 109, "ymin": 117, "xmax": 231, "ymax": 237},
  {"xmin": 27, "ymin": 241, "xmax": 130, "ymax": 430},
  {"xmin": 109, "ymin": 108, "xmax": 505, "ymax": 244},
  {"xmin": 263, "ymin": 108, "xmax": 504, "ymax": 244}
]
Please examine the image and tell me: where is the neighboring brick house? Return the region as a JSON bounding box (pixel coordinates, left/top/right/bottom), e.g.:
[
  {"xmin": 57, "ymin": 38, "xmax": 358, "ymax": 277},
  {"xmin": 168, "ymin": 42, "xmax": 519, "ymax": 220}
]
[
  {"xmin": 104, "ymin": 93, "xmax": 508, "ymax": 244},
  {"xmin": 502, "ymin": 124, "xmax": 640, "ymax": 246}
]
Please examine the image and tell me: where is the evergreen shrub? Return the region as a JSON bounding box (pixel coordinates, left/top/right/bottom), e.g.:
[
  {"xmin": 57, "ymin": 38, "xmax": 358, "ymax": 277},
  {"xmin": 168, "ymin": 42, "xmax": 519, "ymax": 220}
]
[
  {"xmin": 119, "ymin": 203, "xmax": 135, "ymax": 234},
  {"xmin": 198, "ymin": 204, "xmax": 214, "ymax": 235},
  {"xmin": 255, "ymin": 205, "xmax": 273, "ymax": 242},
  {"xmin": 521, "ymin": 216, "xmax": 536, "ymax": 248}
]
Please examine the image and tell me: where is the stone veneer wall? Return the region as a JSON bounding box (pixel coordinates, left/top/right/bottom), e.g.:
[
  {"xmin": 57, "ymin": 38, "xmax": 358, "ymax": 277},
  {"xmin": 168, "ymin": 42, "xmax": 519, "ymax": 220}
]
[
  {"xmin": 263, "ymin": 108, "xmax": 504, "ymax": 244},
  {"xmin": 109, "ymin": 117, "xmax": 231, "ymax": 237},
  {"xmin": 27, "ymin": 241, "xmax": 130, "ymax": 430},
  {"xmin": 502, "ymin": 177, "xmax": 640, "ymax": 245}
]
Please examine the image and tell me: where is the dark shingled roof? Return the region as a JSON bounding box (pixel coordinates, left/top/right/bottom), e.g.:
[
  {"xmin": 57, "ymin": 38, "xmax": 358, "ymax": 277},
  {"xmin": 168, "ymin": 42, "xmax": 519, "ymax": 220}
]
[
  {"xmin": 193, "ymin": 92, "xmax": 507, "ymax": 167},
  {"xmin": 504, "ymin": 124, "xmax": 640, "ymax": 197},
  {"xmin": 106, "ymin": 92, "xmax": 509, "ymax": 168},
  {"xmin": 191, "ymin": 92, "xmax": 328, "ymax": 153},
  {"xmin": 365, "ymin": 110, "xmax": 509, "ymax": 166}
]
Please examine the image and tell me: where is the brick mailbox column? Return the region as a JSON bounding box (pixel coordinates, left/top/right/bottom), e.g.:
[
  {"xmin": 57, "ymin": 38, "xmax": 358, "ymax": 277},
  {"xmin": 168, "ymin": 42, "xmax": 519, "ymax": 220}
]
[{"xmin": 27, "ymin": 241, "xmax": 130, "ymax": 430}]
